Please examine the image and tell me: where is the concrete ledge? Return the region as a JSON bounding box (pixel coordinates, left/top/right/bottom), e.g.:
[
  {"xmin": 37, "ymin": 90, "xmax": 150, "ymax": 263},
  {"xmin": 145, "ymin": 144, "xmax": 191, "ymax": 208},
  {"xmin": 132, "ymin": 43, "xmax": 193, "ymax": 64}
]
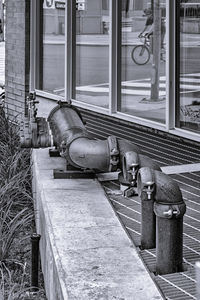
[{"xmin": 32, "ymin": 148, "xmax": 162, "ymax": 300}]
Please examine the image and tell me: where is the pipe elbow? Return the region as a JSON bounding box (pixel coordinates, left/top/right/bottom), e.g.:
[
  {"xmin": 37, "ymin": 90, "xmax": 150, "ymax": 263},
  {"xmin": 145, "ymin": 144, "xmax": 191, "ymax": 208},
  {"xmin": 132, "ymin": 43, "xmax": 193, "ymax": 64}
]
[
  {"xmin": 138, "ymin": 167, "xmax": 186, "ymax": 219},
  {"xmin": 154, "ymin": 170, "xmax": 183, "ymax": 204},
  {"xmin": 68, "ymin": 137, "xmax": 110, "ymax": 172},
  {"xmin": 138, "ymin": 167, "xmax": 184, "ymax": 204},
  {"xmin": 121, "ymin": 151, "xmax": 160, "ymax": 187}
]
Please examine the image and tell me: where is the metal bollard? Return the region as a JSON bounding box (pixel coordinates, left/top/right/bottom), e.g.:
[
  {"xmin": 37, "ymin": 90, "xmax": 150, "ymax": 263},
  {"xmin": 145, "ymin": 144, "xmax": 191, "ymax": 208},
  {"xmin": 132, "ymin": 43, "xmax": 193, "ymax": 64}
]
[
  {"xmin": 137, "ymin": 167, "xmax": 156, "ymax": 249},
  {"xmin": 153, "ymin": 171, "xmax": 186, "ymax": 275},
  {"xmin": 31, "ymin": 233, "xmax": 41, "ymax": 290}
]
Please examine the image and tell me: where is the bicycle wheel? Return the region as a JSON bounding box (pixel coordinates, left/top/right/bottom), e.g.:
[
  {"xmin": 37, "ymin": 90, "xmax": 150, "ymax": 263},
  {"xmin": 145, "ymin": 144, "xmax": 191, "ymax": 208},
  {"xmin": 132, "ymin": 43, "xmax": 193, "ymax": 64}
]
[{"xmin": 131, "ymin": 45, "xmax": 150, "ymax": 65}]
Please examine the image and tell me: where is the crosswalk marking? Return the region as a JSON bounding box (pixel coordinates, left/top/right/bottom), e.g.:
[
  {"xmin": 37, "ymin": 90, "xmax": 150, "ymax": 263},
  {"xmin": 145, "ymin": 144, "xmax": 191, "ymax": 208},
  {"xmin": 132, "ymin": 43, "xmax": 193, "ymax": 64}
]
[
  {"xmin": 180, "ymin": 78, "xmax": 200, "ymax": 83},
  {"xmin": 76, "ymin": 85, "xmax": 167, "ymax": 96},
  {"xmin": 76, "ymin": 73, "xmax": 200, "ymax": 97}
]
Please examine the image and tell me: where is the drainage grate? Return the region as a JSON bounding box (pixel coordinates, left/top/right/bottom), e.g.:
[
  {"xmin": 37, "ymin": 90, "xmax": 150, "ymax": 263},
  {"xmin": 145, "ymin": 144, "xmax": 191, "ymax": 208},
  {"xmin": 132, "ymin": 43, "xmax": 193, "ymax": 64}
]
[
  {"xmin": 80, "ymin": 109, "xmax": 200, "ymax": 300},
  {"xmin": 102, "ymin": 174, "xmax": 200, "ymax": 300}
]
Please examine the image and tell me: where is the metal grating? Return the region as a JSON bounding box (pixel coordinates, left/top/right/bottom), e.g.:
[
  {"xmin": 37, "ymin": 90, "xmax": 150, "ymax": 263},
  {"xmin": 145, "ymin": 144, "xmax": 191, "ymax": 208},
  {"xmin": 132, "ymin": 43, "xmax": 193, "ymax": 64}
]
[{"xmin": 80, "ymin": 109, "xmax": 200, "ymax": 300}]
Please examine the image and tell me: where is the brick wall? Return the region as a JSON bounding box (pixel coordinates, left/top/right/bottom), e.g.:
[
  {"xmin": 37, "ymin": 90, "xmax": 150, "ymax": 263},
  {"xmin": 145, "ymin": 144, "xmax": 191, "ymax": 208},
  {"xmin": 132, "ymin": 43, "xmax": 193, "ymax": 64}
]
[{"xmin": 5, "ymin": 0, "xmax": 30, "ymax": 120}]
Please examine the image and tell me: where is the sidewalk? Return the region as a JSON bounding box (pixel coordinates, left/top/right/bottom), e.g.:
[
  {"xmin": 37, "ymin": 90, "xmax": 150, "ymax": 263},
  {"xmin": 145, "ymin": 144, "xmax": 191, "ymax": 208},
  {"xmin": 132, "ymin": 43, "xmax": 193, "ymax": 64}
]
[{"xmin": 44, "ymin": 32, "xmax": 200, "ymax": 47}]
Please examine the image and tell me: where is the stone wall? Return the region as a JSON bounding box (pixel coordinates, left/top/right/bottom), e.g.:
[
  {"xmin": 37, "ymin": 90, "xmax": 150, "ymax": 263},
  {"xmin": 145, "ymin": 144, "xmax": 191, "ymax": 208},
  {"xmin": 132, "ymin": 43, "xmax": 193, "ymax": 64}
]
[{"xmin": 5, "ymin": 0, "xmax": 30, "ymax": 119}]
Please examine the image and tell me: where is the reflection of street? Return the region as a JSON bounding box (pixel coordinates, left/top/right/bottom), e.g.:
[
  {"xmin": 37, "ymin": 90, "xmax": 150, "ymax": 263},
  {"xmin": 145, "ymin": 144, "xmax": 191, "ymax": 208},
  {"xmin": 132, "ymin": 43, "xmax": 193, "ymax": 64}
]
[
  {"xmin": 77, "ymin": 73, "xmax": 200, "ymax": 97},
  {"xmin": 43, "ymin": 32, "xmax": 200, "ymax": 93},
  {"xmin": 76, "ymin": 73, "xmax": 200, "ymax": 100},
  {"xmin": 76, "ymin": 72, "xmax": 200, "ymax": 124}
]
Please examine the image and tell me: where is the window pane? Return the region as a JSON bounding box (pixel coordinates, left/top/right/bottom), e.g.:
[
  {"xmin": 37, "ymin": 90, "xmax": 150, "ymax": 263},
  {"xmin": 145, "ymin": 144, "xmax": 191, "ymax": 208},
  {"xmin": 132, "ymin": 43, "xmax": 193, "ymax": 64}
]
[
  {"xmin": 42, "ymin": 0, "xmax": 65, "ymax": 96},
  {"xmin": 120, "ymin": 1, "xmax": 166, "ymax": 124},
  {"xmin": 178, "ymin": 0, "xmax": 200, "ymax": 132},
  {"xmin": 75, "ymin": 0, "xmax": 109, "ymax": 108}
]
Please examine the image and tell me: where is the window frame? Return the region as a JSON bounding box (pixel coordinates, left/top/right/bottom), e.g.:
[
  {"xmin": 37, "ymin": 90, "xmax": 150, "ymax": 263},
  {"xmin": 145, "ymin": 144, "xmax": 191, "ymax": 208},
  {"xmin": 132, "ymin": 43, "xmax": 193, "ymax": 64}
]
[{"xmin": 31, "ymin": 0, "xmax": 200, "ymax": 142}]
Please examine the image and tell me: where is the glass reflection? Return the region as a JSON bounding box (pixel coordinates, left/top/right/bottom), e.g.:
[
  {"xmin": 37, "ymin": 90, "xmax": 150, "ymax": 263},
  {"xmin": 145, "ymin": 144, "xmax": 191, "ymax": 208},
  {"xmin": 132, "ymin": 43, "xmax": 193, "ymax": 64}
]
[
  {"xmin": 42, "ymin": 0, "xmax": 65, "ymax": 95},
  {"xmin": 75, "ymin": 0, "xmax": 109, "ymax": 108},
  {"xmin": 120, "ymin": 0, "xmax": 166, "ymax": 124},
  {"xmin": 179, "ymin": 0, "xmax": 200, "ymax": 132}
]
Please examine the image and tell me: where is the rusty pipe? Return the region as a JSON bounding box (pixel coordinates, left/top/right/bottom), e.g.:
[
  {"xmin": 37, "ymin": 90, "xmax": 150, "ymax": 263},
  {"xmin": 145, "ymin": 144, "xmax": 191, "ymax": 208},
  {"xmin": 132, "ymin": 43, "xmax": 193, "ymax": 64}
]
[
  {"xmin": 68, "ymin": 138, "xmax": 110, "ymax": 171},
  {"xmin": 153, "ymin": 170, "xmax": 186, "ymax": 275},
  {"xmin": 137, "ymin": 167, "xmax": 156, "ymax": 249},
  {"xmin": 47, "ymin": 102, "xmax": 141, "ymax": 172},
  {"xmin": 122, "ymin": 151, "xmax": 161, "ymax": 187},
  {"xmin": 138, "ymin": 167, "xmax": 186, "ymax": 274}
]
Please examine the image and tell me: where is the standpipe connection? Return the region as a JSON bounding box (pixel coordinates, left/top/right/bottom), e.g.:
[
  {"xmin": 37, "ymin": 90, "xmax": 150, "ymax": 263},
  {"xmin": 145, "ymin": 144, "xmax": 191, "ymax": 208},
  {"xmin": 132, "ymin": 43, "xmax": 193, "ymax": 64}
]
[
  {"xmin": 20, "ymin": 101, "xmax": 141, "ymax": 173},
  {"xmin": 137, "ymin": 167, "xmax": 186, "ymax": 275}
]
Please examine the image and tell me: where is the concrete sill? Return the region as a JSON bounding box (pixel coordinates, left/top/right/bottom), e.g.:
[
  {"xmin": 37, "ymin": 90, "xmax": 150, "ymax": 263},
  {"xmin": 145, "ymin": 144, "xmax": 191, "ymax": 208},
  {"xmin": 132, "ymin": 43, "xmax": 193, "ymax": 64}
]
[{"xmin": 32, "ymin": 148, "xmax": 162, "ymax": 300}]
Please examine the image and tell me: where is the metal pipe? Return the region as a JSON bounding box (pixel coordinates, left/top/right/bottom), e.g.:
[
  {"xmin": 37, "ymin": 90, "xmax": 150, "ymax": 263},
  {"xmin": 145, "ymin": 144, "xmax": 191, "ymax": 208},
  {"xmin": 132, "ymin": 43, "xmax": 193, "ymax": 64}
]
[
  {"xmin": 137, "ymin": 167, "xmax": 156, "ymax": 249},
  {"xmin": 122, "ymin": 151, "xmax": 161, "ymax": 186},
  {"xmin": 137, "ymin": 167, "xmax": 186, "ymax": 270},
  {"xmin": 153, "ymin": 170, "xmax": 186, "ymax": 275},
  {"xmin": 31, "ymin": 233, "xmax": 41, "ymax": 290},
  {"xmin": 68, "ymin": 138, "xmax": 110, "ymax": 171},
  {"xmin": 47, "ymin": 102, "xmax": 141, "ymax": 172}
]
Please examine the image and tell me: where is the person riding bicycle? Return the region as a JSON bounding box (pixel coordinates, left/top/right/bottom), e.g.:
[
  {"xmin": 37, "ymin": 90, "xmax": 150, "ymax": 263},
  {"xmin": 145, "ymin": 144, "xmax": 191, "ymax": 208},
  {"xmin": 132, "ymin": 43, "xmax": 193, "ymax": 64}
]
[
  {"xmin": 138, "ymin": 9, "xmax": 166, "ymax": 49},
  {"xmin": 138, "ymin": 9, "xmax": 153, "ymax": 38}
]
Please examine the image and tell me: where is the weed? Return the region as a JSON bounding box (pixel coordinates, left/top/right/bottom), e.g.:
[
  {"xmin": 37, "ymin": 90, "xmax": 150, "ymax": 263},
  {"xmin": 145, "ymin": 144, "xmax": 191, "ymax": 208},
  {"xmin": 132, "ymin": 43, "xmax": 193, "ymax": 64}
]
[
  {"xmin": 0, "ymin": 262, "xmax": 45, "ymax": 299},
  {"xmin": 0, "ymin": 107, "xmax": 46, "ymax": 298}
]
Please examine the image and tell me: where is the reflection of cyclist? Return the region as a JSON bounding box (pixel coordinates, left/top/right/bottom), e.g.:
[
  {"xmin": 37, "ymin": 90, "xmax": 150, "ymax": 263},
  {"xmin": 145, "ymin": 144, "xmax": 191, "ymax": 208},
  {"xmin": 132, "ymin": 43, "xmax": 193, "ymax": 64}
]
[
  {"xmin": 138, "ymin": 9, "xmax": 153, "ymax": 38},
  {"xmin": 139, "ymin": 9, "xmax": 166, "ymax": 49}
]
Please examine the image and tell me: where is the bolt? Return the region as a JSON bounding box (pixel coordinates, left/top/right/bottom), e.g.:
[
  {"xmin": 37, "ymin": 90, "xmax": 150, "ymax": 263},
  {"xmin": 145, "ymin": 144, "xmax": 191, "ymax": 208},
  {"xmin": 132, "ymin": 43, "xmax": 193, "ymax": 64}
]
[{"xmin": 163, "ymin": 209, "xmax": 173, "ymax": 217}]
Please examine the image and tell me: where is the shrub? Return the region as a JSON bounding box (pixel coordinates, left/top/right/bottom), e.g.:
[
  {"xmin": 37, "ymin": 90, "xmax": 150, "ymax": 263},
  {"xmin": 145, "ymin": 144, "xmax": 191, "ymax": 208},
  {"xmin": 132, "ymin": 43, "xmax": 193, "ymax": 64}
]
[{"xmin": 0, "ymin": 107, "xmax": 45, "ymax": 298}]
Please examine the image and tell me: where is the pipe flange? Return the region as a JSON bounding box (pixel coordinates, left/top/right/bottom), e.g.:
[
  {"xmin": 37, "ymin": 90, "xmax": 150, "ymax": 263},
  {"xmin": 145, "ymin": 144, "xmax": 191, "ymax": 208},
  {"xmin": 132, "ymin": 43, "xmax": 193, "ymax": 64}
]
[
  {"xmin": 154, "ymin": 202, "xmax": 186, "ymax": 219},
  {"xmin": 107, "ymin": 135, "xmax": 119, "ymax": 172},
  {"xmin": 48, "ymin": 101, "xmax": 85, "ymax": 124}
]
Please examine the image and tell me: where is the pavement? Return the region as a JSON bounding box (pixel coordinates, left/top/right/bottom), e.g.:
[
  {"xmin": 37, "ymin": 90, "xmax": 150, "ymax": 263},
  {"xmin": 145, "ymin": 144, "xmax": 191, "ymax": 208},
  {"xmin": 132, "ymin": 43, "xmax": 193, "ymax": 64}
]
[{"xmin": 44, "ymin": 32, "xmax": 200, "ymax": 47}]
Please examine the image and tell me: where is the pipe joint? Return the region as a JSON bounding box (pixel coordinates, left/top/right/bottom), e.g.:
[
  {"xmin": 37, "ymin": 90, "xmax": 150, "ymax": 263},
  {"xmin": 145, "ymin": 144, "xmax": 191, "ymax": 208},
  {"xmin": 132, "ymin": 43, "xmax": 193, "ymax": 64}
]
[
  {"xmin": 142, "ymin": 181, "xmax": 155, "ymax": 201},
  {"xmin": 107, "ymin": 136, "xmax": 119, "ymax": 172},
  {"xmin": 60, "ymin": 128, "xmax": 89, "ymax": 157},
  {"xmin": 20, "ymin": 117, "xmax": 53, "ymax": 148},
  {"xmin": 122, "ymin": 151, "xmax": 139, "ymax": 186},
  {"xmin": 154, "ymin": 202, "xmax": 186, "ymax": 219},
  {"xmin": 137, "ymin": 167, "xmax": 155, "ymax": 197}
]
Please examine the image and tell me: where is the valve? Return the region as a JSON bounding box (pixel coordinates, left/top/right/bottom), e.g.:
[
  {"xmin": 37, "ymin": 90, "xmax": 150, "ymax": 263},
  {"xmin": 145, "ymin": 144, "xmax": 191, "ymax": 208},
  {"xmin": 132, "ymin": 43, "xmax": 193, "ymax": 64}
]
[
  {"xmin": 143, "ymin": 180, "xmax": 155, "ymax": 200},
  {"xmin": 20, "ymin": 91, "xmax": 53, "ymax": 148},
  {"xmin": 128, "ymin": 162, "xmax": 139, "ymax": 183}
]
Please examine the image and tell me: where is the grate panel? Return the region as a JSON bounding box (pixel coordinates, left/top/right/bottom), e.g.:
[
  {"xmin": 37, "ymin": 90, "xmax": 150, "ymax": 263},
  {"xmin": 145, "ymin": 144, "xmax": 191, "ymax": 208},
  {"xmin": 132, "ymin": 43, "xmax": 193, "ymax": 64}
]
[{"xmin": 81, "ymin": 110, "xmax": 200, "ymax": 300}]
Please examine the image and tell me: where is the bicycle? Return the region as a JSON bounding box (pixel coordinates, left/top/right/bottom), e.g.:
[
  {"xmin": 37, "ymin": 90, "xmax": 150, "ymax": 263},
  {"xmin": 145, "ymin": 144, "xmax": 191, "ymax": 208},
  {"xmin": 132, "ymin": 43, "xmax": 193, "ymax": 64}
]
[
  {"xmin": 131, "ymin": 34, "xmax": 166, "ymax": 65},
  {"xmin": 131, "ymin": 34, "xmax": 151, "ymax": 65}
]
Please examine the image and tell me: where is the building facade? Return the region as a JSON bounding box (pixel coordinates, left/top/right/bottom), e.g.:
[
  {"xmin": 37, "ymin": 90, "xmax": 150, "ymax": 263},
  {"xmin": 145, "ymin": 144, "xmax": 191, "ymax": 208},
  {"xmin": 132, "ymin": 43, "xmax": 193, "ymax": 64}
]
[{"xmin": 5, "ymin": 0, "xmax": 200, "ymax": 143}]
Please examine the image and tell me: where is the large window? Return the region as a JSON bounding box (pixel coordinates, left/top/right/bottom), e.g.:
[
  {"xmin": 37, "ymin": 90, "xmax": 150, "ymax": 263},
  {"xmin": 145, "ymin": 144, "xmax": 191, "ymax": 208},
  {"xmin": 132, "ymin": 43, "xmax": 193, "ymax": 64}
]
[
  {"xmin": 120, "ymin": 1, "xmax": 166, "ymax": 124},
  {"xmin": 177, "ymin": 0, "xmax": 200, "ymax": 132},
  {"xmin": 75, "ymin": 0, "xmax": 110, "ymax": 108},
  {"xmin": 42, "ymin": 0, "xmax": 65, "ymax": 96},
  {"xmin": 33, "ymin": 0, "xmax": 200, "ymax": 141}
]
